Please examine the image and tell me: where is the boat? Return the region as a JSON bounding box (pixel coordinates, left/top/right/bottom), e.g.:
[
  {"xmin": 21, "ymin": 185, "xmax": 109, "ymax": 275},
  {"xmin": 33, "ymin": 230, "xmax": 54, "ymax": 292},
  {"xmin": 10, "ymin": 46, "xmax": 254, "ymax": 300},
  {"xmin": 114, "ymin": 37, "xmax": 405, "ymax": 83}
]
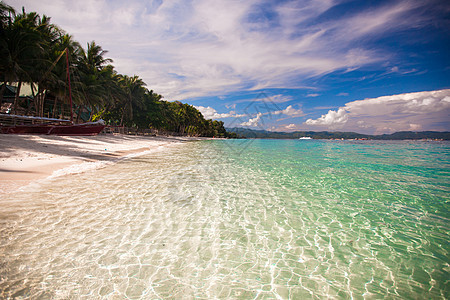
[
  {"xmin": 47, "ymin": 120, "xmax": 105, "ymax": 136},
  {"xmin": 0, "ymin": 49, "xmax": 106, "ymax": 136},
  {"xmin": 299, "ymin": 137, "xmax": 312, "ymax": 140},
  {"xmin": 0, "ymin": 114, "xmax": 105, "ymax": 135}
]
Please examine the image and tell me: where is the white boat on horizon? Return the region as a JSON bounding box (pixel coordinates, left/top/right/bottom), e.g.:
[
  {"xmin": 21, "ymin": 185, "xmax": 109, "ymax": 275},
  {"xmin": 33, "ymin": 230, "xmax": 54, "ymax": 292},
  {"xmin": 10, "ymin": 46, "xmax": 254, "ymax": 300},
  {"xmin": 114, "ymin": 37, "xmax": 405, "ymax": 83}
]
[{"xmin": 299, "ymin": 137, "xmax": 312, "ymax": 140}]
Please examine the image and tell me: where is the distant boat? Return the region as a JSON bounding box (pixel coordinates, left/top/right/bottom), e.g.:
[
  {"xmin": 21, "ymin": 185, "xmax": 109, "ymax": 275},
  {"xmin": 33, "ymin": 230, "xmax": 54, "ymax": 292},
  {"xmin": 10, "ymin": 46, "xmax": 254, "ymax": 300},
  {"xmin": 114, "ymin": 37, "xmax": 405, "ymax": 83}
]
[
  {"xmin": 0, "ymin": 49, "xmax": 105, "ymax": 136},
  {"xmin": 299, "ymin": 137, "xmax": 312, "ymax": 140}
]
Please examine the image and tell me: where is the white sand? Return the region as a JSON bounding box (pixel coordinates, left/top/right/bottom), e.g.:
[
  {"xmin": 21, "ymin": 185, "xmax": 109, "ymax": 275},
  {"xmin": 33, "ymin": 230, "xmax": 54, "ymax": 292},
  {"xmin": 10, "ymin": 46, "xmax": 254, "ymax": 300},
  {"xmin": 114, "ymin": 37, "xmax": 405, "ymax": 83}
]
[{"xmin": 0, "ymin": 134, "xmax": 203, "ymax": 193}]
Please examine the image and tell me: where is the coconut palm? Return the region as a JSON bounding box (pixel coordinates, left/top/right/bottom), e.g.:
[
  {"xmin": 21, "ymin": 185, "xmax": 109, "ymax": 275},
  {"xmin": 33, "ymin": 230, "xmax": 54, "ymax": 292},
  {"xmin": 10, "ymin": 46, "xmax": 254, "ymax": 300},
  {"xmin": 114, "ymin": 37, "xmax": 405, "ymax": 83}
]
[
  {"xmin": 0, "ymin": 7, "xmax": 60, "ymax": 114},
  {"xmin": 0, "ymin": 1, "xmax": 15, "ymax": 105},
  {"xmin": 29, "ymin": 16, "xmax": 68, "ymax": 117},
  {"xmin": 39, "ymin": 33, "xmax": 82, "ymax": 118},
  {"xmin": 118, "ymin": 74, "xmax": 146, "ymax": 126},
  {"xmin": 0, "ymin": 9, "xmax": 42, "ymax": 110},
  {"xmin": 74, "ymin": 41, "xmax": 113, "ymax": 121},
  {"xmin": 0, "ymin": 1, "xmax": 14, "ymax": 32}
]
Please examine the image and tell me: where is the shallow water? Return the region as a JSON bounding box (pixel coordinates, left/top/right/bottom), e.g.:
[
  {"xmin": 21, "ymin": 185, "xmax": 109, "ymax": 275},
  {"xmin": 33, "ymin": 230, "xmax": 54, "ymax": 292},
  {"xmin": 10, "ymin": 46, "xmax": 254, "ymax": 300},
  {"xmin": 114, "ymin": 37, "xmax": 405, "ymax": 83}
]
[{"xmin": 1, "ymin": 140, "xmax": 449, "ymax": 299}]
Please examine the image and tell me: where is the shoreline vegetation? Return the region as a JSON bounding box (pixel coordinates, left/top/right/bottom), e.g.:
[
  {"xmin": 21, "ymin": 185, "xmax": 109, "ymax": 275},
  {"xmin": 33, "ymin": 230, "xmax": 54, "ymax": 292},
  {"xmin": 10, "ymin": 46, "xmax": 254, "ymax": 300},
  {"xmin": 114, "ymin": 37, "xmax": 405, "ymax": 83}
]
[{"xmin": 0, "ymin": 2, "xmax": 238, "ymax": 138}]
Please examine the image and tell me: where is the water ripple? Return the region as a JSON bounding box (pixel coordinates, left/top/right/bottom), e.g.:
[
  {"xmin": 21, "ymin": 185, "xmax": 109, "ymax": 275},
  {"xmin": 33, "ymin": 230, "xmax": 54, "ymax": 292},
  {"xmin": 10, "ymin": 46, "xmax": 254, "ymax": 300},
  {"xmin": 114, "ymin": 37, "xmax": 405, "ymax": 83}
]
[{"xmin": 0, "ymin": 140, "xmax": 449, "ymax": 299}]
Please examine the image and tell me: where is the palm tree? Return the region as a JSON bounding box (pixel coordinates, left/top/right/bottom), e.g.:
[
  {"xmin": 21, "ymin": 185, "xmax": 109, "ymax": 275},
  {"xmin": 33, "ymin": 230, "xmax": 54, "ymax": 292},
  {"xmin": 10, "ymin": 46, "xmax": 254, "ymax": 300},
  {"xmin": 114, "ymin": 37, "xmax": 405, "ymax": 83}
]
[
  {"xmin": 118, "ymin": 74, "xmax": 146, "ymax": 126},
  {"xmin": 0, "ymin": 7, "xmax": 60, "ymax": 115},
  {"xmin": 30, "ymin": 16, "xmax": 68, "ymax": 117},
  {"xmin": 0, "ymin": 1, "xmax": 15, "ymax": 105},
  {"xmin": 83, "ymin": 41, "xmax": 112, "ymax": 71},
  {"xmin": 98, "ymin": 65, "xmax": 126, "ymax": 118},
  {"xmin": 74, "ymin": 41, "xmax": 113, "ymax": 122},
  {"xmin": 0, "ymin": 1, "xmax": 14, "ymax": 21},
  {"xmin": 40, "ymin": 33, "xmax": 81, "ymax": 118}
]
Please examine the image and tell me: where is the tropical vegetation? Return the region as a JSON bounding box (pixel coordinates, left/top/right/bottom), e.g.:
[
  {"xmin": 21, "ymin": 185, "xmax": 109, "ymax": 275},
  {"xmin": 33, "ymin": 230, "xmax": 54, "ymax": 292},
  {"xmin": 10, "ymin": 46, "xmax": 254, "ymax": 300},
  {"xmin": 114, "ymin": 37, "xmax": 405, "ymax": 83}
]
[{"xmin": 0, "ymin": 2, "xmax": 234, "ymax": 137}]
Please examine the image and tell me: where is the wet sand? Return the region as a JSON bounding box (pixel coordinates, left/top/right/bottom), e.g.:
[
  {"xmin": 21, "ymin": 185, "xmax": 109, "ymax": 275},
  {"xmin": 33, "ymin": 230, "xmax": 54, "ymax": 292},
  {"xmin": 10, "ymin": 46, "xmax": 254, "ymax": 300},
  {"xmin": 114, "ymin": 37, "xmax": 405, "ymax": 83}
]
[{"xmin": 0, "ymin": 134, "xmax": 205, "ymax": 193}]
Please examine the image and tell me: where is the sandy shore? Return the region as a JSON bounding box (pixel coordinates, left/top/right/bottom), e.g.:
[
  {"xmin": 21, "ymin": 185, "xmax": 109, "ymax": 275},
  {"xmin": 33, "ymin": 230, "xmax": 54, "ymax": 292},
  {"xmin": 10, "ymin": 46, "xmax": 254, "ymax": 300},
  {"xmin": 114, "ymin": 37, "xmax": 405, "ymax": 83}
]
[{"xmin": 0, "ymin": 134, "xmax": 204, "ymax": 193}]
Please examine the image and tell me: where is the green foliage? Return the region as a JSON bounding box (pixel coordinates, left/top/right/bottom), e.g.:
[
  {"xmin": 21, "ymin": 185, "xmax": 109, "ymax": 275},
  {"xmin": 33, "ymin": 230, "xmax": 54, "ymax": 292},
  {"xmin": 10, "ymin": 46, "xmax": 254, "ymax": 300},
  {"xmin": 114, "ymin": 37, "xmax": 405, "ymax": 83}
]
[{"xmin": 0, "ymin": 2, "xmax": 235, "ymax": 137}]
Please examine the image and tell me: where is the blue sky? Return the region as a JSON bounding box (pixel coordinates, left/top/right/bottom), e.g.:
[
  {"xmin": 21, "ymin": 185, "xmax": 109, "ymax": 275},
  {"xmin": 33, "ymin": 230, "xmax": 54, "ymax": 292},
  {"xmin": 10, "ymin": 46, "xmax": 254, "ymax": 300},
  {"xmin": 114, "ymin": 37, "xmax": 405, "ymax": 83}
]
[{"xmin": 9, "ymin": 0, "xmax": 450, "ymax": 134}]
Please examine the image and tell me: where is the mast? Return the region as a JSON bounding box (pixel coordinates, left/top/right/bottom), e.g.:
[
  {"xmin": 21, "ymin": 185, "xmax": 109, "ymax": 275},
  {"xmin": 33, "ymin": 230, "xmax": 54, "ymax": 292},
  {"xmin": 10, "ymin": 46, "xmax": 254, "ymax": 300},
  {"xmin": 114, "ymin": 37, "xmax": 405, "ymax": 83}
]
[{"xmin": 65, "ymin": 48, "xmax": 74, "ymax": 123}]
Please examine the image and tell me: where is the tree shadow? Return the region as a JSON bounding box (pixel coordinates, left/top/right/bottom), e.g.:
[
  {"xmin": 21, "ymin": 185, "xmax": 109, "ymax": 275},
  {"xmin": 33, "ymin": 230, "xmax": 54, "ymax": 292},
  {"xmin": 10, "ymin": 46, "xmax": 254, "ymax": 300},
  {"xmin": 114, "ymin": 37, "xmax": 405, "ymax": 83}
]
[
  {"xmin": 0, "ymin": 134, "xmax": 135, "ymax": 162},
  {"xmin": 0, "ymin": 134, "xmax": 198, "ymax": 163}
]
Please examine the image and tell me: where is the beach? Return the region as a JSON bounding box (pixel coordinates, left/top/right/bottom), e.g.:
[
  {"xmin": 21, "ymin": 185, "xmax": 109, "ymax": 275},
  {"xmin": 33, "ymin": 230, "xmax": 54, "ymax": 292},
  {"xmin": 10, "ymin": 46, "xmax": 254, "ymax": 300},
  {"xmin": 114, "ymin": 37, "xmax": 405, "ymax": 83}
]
[
  {"xmin": 0, "ymin": 139, "xmax": 448, "ymax": 298},
  {"xmin": 0, "ymin": 134, "xmax": 204, "ymax": 193}
]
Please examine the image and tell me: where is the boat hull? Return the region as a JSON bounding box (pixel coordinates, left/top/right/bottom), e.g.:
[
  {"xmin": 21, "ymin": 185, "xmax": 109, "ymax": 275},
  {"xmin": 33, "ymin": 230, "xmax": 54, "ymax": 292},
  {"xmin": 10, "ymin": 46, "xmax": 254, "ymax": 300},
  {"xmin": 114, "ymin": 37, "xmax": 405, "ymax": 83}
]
[
  {"xmin": 1, "ymin": 124, "xmax": 105, "ymax": 136},
  {"xmin": 1, "ymin": 124, "xmax": 53, "ymax": 134},
  {"xmin": 47, "ymin": 124, "xmax": 106, "ymax": 136}
]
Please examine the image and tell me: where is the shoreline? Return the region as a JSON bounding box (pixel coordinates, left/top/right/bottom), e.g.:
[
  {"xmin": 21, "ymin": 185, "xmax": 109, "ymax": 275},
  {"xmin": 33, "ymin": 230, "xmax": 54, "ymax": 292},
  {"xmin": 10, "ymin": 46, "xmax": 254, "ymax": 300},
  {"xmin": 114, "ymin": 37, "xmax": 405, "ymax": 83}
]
[{"xmin": 0, "ymin": 134, "xmax": 207, "ymax": 193}]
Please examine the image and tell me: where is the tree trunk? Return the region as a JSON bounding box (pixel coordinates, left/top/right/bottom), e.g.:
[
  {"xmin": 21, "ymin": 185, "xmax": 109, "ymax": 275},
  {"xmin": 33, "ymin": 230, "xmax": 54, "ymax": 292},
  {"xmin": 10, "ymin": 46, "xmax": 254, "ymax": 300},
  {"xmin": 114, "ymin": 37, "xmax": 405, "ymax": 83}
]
[
  {"xmin": 13, "ymin": 81, "xmax": 22, "ymax": 115},
  {"xmin": 52, "ymin": 96, "xmax": 58, "ymax": 118},
  {"xmin": 0, "ymin": 83, "xmax": 6, "ymax": 108},
  {"xmin": 39, "ymin": 91, "xmax": 46, "ymax": 118},
  {"xmin": 35, "ymin": 86, "xmax": 43, "ymax": 117},
  {"xmin": 120, "ymin": 108, "xmax": 125, "ymax": 126},
  {"xmin": 60, "ymin": 101, "xmax": 64, "ymax": 119},
  {"xmin": 76, "ymin": 105, "xmax": 82, "ymax": 123},
  {"xmin": 27, "ymin": 83, "xmax": 36, "ymax": 115}
]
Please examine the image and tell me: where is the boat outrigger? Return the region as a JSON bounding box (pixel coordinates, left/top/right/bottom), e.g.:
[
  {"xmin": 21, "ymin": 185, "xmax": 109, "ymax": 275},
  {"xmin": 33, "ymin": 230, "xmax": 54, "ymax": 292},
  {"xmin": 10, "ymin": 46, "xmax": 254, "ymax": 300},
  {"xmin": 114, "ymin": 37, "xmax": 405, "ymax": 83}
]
[{"xmin": 0, "ymin": 49, "xmax": 106, "ymax": 136}]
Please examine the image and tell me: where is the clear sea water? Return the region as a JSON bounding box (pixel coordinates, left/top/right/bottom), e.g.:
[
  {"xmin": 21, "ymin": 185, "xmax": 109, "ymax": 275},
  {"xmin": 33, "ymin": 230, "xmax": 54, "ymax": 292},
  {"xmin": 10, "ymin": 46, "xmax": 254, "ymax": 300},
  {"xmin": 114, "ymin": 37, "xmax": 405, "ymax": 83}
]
[{"xmin": 0, "ymin": 139, "xmax": 449, "ymax": 299}]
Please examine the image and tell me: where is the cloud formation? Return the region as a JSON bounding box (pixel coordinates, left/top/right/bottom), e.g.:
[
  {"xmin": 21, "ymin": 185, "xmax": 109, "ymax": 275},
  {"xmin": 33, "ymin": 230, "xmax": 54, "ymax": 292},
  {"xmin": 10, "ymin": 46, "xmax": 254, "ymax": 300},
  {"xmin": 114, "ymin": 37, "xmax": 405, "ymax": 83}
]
[
  {"xmin": 194, "ymin": 106, "xmax": 245, "ymax": 119},
  {"xmin": 270, "ymin": 94, "xmax": 295, "ymax": 103},
  {"xmin": 304, "ymin": 89, "xmax": 450, "ymax": 134},
  {"xmin": 306, "ymin": 108, "xmax": 348, "ymax": 126},
  {"xmin": 273, "ymin": 105, "xmax": 304, "ymax": 117},
  {"xmin": 235, "ymin": 104, "xmax": 304, "ymax": 127},
  {"xmin": 240, "ymin": 112, "xmax": 263, "ymax": 127},
  {"xmin": 193, "ymin": 96, "xmax": 304, "ymax": 128},
  {"xmin": 9, "ymin": 0, "xmax": 438, "ymax": 100},
  {"xmin": 196, "ymin": 103, "xmax": 303, "ymax": 127}
]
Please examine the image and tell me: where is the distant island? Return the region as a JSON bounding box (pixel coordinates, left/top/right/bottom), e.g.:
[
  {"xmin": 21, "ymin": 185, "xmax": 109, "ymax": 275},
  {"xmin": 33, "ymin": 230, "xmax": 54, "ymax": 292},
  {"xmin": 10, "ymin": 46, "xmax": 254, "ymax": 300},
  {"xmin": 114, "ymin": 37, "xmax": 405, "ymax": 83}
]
[{"xmin": 227, "ymin": 128, "xmax": 450, "ymax": 140}]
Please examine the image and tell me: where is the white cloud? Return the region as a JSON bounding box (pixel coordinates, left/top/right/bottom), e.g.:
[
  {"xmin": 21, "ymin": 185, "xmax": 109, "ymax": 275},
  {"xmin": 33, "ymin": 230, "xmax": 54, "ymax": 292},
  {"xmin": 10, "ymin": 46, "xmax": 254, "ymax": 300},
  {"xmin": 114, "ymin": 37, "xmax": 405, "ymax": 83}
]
[
  {"xmin": 327, "ymin": 1, "xmax": 422, "ymax": 43},
  {"xmin": 194, "ymin": 106, "xmax": 245, "ymax": 119},
  {"xmin": 271, "ymin": 94, "xmax": 294, "ymax": 103},
  {"xmin": 197, "ymin": 102, "xmax": 303, "ymax": 124},
  {"xmin": 240, "ymin": 112, "xmax": 263, "ymax": 127},
  {"xmin": 304, "ymin": 89, "xmax": 450, "ymax": 134},
  {"xmin": 305, "ymin": 108, "xmax": 348, "ymax": 126},
  {"xmin": 273, "ymin": 105, "xmax": 304, "ymax": 117},
  {"xmin": 236, "ymin": 104, "xmax": 304, "ymax": 127},
  {"xmin": 7, "ymin": 0, "xmax": 435, "ymax": 100},
  {"xmin": 271, "ymin": 123, "xmax": 304, "ymax": 132},
  {"xmin": 306, "ymin": 93, "xmax": 320, "ymax": 97}
]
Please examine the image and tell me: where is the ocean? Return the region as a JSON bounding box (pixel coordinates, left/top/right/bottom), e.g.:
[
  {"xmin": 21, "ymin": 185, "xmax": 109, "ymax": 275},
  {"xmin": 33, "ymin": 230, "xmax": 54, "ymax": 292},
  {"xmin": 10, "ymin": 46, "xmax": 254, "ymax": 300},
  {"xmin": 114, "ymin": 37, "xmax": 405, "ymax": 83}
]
[{"xmin": 1, "ymin": 139, "xmax": 449, "ymax": 299}]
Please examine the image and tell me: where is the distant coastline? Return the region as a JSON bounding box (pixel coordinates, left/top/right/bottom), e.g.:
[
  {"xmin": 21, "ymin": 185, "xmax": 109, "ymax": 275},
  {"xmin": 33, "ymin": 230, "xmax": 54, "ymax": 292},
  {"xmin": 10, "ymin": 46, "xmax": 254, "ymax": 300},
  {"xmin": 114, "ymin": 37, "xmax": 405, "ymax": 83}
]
[{"xmin": 227, "ymin": 128, "xmax": 450, "ymax": 140}]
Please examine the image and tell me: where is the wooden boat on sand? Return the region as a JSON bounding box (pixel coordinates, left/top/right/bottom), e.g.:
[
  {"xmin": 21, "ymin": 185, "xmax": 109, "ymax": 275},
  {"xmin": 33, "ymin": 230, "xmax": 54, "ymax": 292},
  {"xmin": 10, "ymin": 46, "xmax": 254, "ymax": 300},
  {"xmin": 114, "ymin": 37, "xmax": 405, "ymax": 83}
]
[{"xmin": 0, "ymin": 49, "xmax": 105, "ymax": 136}]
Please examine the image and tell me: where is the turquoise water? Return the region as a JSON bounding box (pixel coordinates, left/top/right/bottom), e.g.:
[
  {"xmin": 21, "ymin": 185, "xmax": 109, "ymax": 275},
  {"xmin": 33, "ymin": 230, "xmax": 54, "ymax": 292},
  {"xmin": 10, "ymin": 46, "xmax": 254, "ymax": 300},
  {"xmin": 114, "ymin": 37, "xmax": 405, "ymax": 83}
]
[{"xmin": 0, "ymin": 139, "xmax": 449, "ymax": 299}]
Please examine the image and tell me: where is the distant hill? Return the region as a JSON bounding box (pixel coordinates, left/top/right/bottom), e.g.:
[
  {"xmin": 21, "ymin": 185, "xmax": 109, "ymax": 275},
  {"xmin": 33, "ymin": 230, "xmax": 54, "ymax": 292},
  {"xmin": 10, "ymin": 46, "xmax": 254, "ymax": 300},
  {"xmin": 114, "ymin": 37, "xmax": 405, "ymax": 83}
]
[{"xmin": 226, "ymin": 128, "xmax": 450, "ymax": 140}]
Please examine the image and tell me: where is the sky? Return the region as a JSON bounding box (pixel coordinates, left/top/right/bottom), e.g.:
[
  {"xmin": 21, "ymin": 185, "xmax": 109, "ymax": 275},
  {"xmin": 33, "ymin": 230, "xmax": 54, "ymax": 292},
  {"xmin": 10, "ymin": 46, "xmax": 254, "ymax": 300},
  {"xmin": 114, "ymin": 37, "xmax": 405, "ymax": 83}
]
[{"xmin": 8, "ymin": 0, "xmax": 450, "ymax": 134}]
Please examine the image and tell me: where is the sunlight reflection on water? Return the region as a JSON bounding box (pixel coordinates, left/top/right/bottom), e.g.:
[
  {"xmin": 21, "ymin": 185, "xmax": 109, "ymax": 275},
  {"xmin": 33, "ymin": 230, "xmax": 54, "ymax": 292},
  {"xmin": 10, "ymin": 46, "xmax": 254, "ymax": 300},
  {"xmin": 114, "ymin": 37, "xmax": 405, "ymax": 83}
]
[{"xmin": 0, "ymin": 140, "xmax": 449, "ymax": 299}]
